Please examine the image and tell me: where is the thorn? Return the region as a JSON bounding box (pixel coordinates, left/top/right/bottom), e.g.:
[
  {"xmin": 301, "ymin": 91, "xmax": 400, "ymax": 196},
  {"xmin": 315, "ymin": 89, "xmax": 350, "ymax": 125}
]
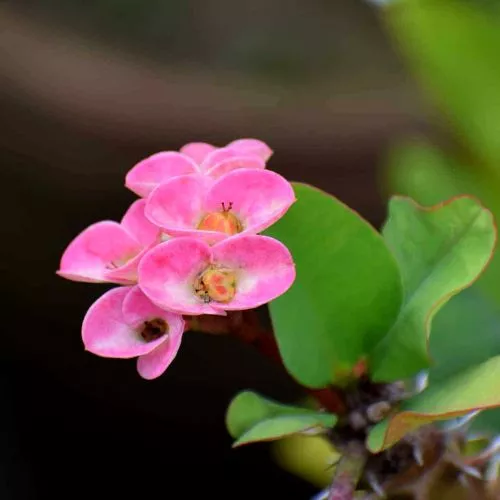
[
  {"xmin": 414, "ymin": 371, "xmax": 429, "ymax": 394},
  {"xmin": 413, "ymin": 443, "xmax": 424, "ymax": 467},
  {"xmin": 472, "ymin": 435, "xmax": 500, "ymax": 463},
  {"xmin": 310, "ymin": 488, "xmax": 329, "ymax": 500},
  {"xmin": 461, "ymin": 465, "xmax": 482, "ymax": 480},
  {"xmin": 449, "ymin": 453, "xmax": 483, "ymax": 480},
  {"xmin": 366, "ymin": 472, "xmax": 386, "ymax": 498},
  {"xmin": 444, "ymin": 410, "xmax": 480, "ymax": 432}
]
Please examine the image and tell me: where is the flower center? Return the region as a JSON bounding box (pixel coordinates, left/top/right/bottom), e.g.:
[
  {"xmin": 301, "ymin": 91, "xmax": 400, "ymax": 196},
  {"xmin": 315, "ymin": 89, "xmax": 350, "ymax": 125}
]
[
  {"xmin": 197, "ymin": 202, "xmax": 242, "ymax": 236},
  {"xmin": 193, "ymin": 267, "xmax": 237, "ymax": 303},
  {"xmin": 139, "ymin": 318, "xmax": 169, "ymax": 342}
]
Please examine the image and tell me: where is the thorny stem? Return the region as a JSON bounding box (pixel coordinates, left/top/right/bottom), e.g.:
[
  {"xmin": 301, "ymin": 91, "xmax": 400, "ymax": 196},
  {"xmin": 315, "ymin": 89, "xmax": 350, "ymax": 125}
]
[
  {"xmin": 187, "ymin": 312, "xmax": 500, "ymax": 499},
  {"xmin": 328, "ymin": 442, "xmax": 367, "ymax": 500}
]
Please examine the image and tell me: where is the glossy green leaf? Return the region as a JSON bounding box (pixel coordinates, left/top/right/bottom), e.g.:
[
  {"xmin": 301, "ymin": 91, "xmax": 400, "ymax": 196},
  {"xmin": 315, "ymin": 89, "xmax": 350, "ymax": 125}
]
[
  {"xmin": 265, "ymin": 183, "xmax": 403, "ymax": 387},
  {"xmin": 384, "ymin": 139, "xmax": 500, "ymax": 303},
  {"xmin": 368, "ymin": 356, "xmax": 500, "ymax": 452},
  {"xmin": 226, "ymin": 391, "xmax": 337, "ymax": 447},
  {"xmin": 370, "ymin": 196, "xmax": 496, "ymax": 381},
  {"xmin": 386, "ymin": 0, "xmax": 500, "ymax": 170}
]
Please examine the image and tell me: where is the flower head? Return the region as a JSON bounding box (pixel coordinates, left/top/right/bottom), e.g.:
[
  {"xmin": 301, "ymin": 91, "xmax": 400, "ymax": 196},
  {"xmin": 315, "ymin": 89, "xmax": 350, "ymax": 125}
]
[
  {"xmin": 82, "ymin": 286, "xmax": 185, "ymax": 379},
  {"xmin": 125, "ymin": 138, "xmax": 272, "ymax": 197},
  {"xmin": 145, "ymin": 168, "xmax": 295, "ymax": 243},
  {"xmin": 57, "ymin": 199, "xmax": 159, "ymax": 284},
  {"xmin": 138, "ymin": 234, "xmax": 295, "ymax": 316}
]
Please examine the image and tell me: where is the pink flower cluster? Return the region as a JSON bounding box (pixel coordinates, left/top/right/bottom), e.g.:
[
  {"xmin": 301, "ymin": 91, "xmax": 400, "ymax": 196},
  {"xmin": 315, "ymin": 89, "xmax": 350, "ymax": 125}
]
[{"xmin": 58, "ymin": 139, "xmax": 296, "ymax": 379}]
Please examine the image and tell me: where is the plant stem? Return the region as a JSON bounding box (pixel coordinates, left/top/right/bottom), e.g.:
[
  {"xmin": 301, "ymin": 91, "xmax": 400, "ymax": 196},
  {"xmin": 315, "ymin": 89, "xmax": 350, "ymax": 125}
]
[{"xmin": 328, "ymin": 442, "xmax": 367, "ymax": 500}]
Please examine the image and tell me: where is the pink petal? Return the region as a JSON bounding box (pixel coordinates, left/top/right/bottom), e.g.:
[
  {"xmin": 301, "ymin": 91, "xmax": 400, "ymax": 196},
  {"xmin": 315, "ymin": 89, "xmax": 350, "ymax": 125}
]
[
  {"xmin": 82, "ymin": 287, "xmax": 168, "ymax": 358},
  {"xmin": 57, "ymin": 221, "xmax": 142, "ymax": 284},
  {"xmin": 226, "ymin": 138, "xmax": 273, "ymax": 162},
  {"xmin": 121, "ymin": 285, "xmax": 185, "ymax": 333},
  {"xmin": 138, "ymin": 238, "xmax": 224, "ymax": 316},
  {"xmin": 103, "ymin": 249, "xmax": 145, "ymax": 283},
  {"xmin": 179, "ymin": 142, "xmax": 217, "ymax": 165},
  {"xmin": 200, "ymin": 147, "xmax": 241, "ymax": 172},
  {"xmin": 136, "ymin": 330, "xmax": 183, "ymax": 380},
  {"xmin": 145, "ymin": 174, "xmax": 225, "ymax": 243},
  {"xmin": 125, "ymin": 152, "xmax": 198, "ymax": 197},
  {"xmin": 204, "ymin": 169, "xmax": 296, "ymax": 235},
  {"xmin": 121, "ymin": 199, "xmax": 160, "ymax": 247},
  {"xmin": 205, "ymin": 155, "xmax": 266, "ymax": 179},
  {"xmin": 211, "ymin": 234, "xmax": 295, "ymax": 311}
]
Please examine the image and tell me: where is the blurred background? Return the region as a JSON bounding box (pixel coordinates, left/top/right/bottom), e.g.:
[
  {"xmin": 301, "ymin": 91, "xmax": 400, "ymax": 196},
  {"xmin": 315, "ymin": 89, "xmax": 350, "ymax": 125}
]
[{"xmin": 2, "ymin": 0, "xmax": 499, "ymax": 498}]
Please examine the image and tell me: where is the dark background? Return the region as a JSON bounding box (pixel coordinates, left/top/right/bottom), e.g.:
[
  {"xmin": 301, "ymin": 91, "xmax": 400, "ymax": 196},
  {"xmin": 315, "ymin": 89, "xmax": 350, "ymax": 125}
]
[{"xmin": 1, "ymin": 1, "xmax": 429, "ymax": 498}]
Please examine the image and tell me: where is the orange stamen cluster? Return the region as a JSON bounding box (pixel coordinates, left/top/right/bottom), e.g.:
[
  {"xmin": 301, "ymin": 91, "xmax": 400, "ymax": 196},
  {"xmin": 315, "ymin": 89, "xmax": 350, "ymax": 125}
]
[
  {"xmin": 194, "ymin": 267, "xmax": 237, "ymax": 304},
  {"xmin": 197, "ymin": 202, "xmax": 242, "ymax": 236}
]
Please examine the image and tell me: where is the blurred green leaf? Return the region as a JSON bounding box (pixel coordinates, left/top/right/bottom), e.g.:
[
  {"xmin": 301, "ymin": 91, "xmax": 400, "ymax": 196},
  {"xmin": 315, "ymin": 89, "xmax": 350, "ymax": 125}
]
[
  {"xmin": 429, "ymin": 287, "xmax": 500, "ymax": 437},
  {"xmin": 429, "ymin": 290, "xmax": 500, "ymax": 383},
  {"xmin": 386, "ymin": 0, "xmax": 500, "ymax": 170},
  {"xmin": 384, "ymin": 139, "xmax": 470, "ymax": 206},
  {"xmin": 226, "ymin": 391, "xmax": 336, "ymax": 447},
  {"xmin": 370, "ymin": 196, "xmax": 496, "ymax": 381},
  {"xmin": 367, "ymin": 355, "xmax": 500, "ymax": 452},
  {"xmin": 265, "ymin": 183, "xmax": 403, "ymax": 388}
]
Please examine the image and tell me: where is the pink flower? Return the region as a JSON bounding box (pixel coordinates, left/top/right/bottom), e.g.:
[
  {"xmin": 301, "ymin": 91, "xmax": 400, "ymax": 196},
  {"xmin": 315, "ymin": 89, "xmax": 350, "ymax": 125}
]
[
  {"xmin": 125, "ymin": 138, "xmax": 272, "ymax": 197},
  {"xmin": 82, "ymin": 286, "xmax": 185, "ymax": 380},
  {"xmin": 138, "ymin": 234, "xmax": 295, "ymax": 316},
  {"xmin": 57, "ymin": 199, "xmax": 159, "ymax": 284},
  {"xmin": 145, "ymin": 168, "xmax": 296, "ymax": 243}
]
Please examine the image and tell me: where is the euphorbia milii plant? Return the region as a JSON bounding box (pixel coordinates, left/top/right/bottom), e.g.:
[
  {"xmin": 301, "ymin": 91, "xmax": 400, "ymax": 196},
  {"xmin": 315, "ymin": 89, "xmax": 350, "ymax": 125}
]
[{"xmin": 58, "ymin": 139, "xmax": 500, "ymax": 500}]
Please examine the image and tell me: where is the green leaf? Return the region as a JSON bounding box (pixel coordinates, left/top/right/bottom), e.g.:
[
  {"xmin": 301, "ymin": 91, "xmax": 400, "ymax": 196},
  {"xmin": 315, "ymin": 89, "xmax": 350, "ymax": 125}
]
[
  {"xmin": 265, "ymin": 183, "xmax": 403, "ymax": 387},
  {"xmin": 385, "ymin": 0, "xmax": 500, "ymax": 170},
  {"xmin": 384, "ymin": 139, "xmax": 500, "ymax": 304},
  {"xmin": 226, "ymin": 391, "xmax": 337, "ymax": 447},
  {"xmin": 367, "ymin": 356, "xmax": 500, "ymax": 452},
  {"xmin": 370, "ymin": 196, "xmax": 496, "ymax": 382}
]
